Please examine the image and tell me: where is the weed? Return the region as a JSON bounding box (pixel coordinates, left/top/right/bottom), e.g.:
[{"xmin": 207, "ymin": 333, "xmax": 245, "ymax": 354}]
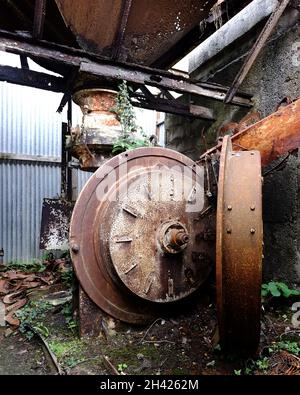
[
  {"xmin": 60, "ymin": 268, "xmax": 74, "ymax": 288},
  {"xmin": 62, "ymin": 301, "xmax": 78, "ymax": 332},
  {"xmin": 262, "ymin": 281, "xmax": 300, "ymax": 299},
  {"xmin": 268, "ymin": 341, "xmax": 300, "ymax": 356},
  {"xmin": 15, "ymin": 300, "xmax": 52, "ymax": 339},
  {"xmin": 117, "ymin": 363, "xmax": 128, "ymax": 373},
  {"xmin": 256, "ymin": 357, "xmax": 269, "ymax": 371},
  {"xmin": 234, "ymin": 369, "xmax": 242, "ymax": 375},
  {"xmin": 111, "ymin": 81, "xmax": 150, "ymax": 154},
  {"xmin": 4, "ymin": 259, "xmax": 46, "ymax": 273}
]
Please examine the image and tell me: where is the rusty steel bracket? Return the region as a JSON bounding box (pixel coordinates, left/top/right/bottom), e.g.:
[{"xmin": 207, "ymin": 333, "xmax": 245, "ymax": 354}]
[
  {"xmin": 216, "ymin": 135, "xmax": 263, "ymax": 354},
  {"xmin": 200, "ymin": 98, "xmax": 300, "ymax": 167}
]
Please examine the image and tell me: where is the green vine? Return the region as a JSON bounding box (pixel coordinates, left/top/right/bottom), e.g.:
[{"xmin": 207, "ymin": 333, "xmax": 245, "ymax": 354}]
[{"xmin": 112, "ymin": 81, "xmax": 150, "ymax": 154}]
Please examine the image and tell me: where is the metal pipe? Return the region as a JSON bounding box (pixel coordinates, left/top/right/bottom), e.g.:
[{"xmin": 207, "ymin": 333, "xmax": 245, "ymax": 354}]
[{"xmin": 182, "ymin": 0, "xmax": 279, "ymax": 74}]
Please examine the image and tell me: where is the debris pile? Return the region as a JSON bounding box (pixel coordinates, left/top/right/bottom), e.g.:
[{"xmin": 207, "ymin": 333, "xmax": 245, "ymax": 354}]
[{"xmin": 0, "ymin": 257, "xmax": 70, "ymax": 328}]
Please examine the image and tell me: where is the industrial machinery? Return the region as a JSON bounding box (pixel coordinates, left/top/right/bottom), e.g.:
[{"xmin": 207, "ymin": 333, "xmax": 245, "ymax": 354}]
[{"xmin": 70, "ymin": 98, "xmax": 300, "ymax": 354}]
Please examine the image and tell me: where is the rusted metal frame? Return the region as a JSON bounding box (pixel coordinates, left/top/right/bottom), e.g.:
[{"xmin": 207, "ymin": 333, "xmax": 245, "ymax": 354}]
[
  {"xmin": 0, "ymin": 31, "xmax": 253, "ymax": 108},
  {"xmin": 131, "ymin": 92, "xmax": 215, "ymax": 120},
  {"xmin": 200, "ymin": 98, "xmax": 300, "ymax": 167},
  {"xmin": 112, "ymin": 0, "xmax": 133, "ymax": 61},
  {"xmin": 57, "ymin": 67, "xmax": 80, "ymax": 113},
  {"xmin": 33, "ymin": 0, "xmax": 47, "ymax": 39},
  {"xmin": 224, "ymin": 0, "xmax": 290, "ymax": 103},
  {"xmin": 0, "ymin": 65, "xmax": 65, "ymax": 92},
  {"xmin": 80, "ymin": 62, "xmax": 252, "ymax": 107}
]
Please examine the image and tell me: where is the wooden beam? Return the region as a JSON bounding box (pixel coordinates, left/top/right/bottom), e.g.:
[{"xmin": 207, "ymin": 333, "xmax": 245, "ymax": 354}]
[
  {"xmin": 224, "ymin": 0, "xmax": 290, "ymax": 103},
  {"xmin": 0, "ymin": 65, "xmax": 65, "ymax": 92}
]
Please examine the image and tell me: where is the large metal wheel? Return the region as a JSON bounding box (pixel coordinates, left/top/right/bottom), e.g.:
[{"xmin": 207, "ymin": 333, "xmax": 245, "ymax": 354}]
[
  {"xmin": 216, "ymin": 136, "xmax": 263, "ymax": 354},
  {"xmin": 70, "ymin": 147, "xmax": 214, "ymax": 324}
]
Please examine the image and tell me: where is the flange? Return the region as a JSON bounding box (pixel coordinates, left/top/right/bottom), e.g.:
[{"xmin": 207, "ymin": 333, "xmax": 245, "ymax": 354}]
[
  {"xmin": 70, "ymin": 147, "xmax": 214, "ymax": 323},
  {"xmin": 216, "ymin": 135, "xmax": 263, "ymax": 354}
]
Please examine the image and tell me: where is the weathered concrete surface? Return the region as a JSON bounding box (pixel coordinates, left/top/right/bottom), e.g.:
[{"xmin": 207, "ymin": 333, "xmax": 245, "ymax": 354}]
[{"xmin": 166, "ymin": 8, "xmax": 300, "ymax": 284}]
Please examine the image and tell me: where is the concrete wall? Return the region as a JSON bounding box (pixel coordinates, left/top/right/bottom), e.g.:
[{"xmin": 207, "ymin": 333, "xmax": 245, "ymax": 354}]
[{"xmin": 166, "ymin": 7, "xmax": 300, "ymax": 284}]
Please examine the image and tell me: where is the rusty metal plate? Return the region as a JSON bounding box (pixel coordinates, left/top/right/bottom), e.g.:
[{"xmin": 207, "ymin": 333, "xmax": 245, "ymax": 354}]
[
  {"xmin": 70, "ymin": 147, "xmax": 214, "ymax": 323},
  {"xmin": 40, "ymin": 198, "xmax": 74, "ymax": 250},
  {"xmin": 216, "ymin": 135, "xmax": 263, "ymax": 354},
  {"xmin": 54, "ymin": 0, "xmax": 215, "ymax": 64}
]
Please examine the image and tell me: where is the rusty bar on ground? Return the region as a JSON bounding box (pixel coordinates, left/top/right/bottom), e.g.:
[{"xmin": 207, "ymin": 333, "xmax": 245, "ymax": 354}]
[
  {"xmin": 201, "ymin": 98, "xmax": 300, "ymax": 166},
  {"xmin": 224, "ymin": 0, "xmax": 290, "ymax": 103}
]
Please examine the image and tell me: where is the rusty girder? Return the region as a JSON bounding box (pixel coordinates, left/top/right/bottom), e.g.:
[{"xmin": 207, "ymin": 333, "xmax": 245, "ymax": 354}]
[{"xmin": 201, "ymin": 98, "xmax": 300, "ymax": 167}]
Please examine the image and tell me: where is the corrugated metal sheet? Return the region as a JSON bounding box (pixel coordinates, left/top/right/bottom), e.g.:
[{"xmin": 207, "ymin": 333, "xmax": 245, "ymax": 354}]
[
  {"xmin": 0, "ymin": 81, "xmax": 63, "ymax": 262},
  {"xmin": 0, "ymin": 82, "xmax": 62, "ymax": 156},
  {"xmin": 0, "ymin": 161, "xmax": 60, "ymax": 262},
  {"xmin": 75, "ymin": 169, "xmax": 93, "ymax": 197}
]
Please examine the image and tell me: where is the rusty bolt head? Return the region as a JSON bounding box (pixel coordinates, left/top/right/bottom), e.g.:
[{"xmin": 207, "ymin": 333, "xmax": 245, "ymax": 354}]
[
  {"xmin": 71, "ymin": 243, "xmax": 80, "ymax": 253},
  {"xmin": 226, "ymin": 228, "xmax": 232, "ymax": 234},
  {"xmin": 227, "ymin": 205, "xmax": 232, "ymax": 211}
]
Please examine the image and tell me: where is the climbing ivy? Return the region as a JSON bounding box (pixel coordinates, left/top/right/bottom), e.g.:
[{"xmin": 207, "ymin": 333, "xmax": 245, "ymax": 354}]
[{"xmin": 111, "ymin": 81, "xmax": 150, "ymax": 154}]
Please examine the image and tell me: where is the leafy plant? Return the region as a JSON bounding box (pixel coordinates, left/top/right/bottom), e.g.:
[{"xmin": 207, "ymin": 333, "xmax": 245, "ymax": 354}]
[
  {"xmin": 117, "ymin": 363, "xmax": 128, "ymax": 373},
  {"xmin": 61, "ymin": 267, "xmax": 74, "ymax": 288},
  {"xmin": 268, "ymin": 341, "xmax": 300, "ymax": 356},
  {"xmin": 62, "ymin": 301, "xmax": 78, "ymax": 332},
  {"xmin": 15, "ymin": 300, "xmax": 52, "ymax": 339},
  {"xmin": 256, "ymin": 357, "xmax": 269, "ymax": 371},
  {"xmin": 4, "ymin": 258, "xmax": 46, "ymax": 273},
  {"xmin": 234, "ymin": 369, "xmax": 241, "ymax": 375},
  {"xmin": 261, "ymin": 281, "xmax": 300, "ymax": 298},
  {"xmin": 111, "ymin": 80, "xmax": 150, "ymax": 154}
]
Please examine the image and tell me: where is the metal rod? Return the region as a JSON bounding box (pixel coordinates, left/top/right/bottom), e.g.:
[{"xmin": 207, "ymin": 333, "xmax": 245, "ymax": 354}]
[
  {"xmin": 112, "ymin": 0, "xmax": 132, "ymax": 61},
  {"xmin": 33, "ymin": 0, "xmax": 47, "ymax": 39}
]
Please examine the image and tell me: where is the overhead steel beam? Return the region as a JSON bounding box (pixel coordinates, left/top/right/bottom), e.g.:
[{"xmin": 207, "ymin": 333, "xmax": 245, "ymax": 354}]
[
  {"xmin": 131, "ymin": 94, "xmax": 215, "ymax": 120},
  {"xmin": 0, "ymin": 65, "xmax": 65, "ymax": 92},
  {"xmin": 80, "ymin": 61, "xmax": 252, "ymax": 107},
  {"xmin": 0, "ymin": 31, "xmax": 253, "ymax": 108}
]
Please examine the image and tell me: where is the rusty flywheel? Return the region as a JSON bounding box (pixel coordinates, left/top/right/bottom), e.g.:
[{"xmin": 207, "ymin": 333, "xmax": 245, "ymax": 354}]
[
  {"xmin": 216, "ymin": 136, "xmax": 263, "ymax": 353},
  {"xmin": 70, "ymin": 147, "xmax": 215, "ymax": 324}
]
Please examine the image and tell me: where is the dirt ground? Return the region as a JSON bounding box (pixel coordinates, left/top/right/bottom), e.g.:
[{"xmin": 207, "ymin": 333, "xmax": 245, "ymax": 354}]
[{"xmin": 0, "ymin": 276, "xmax": 299, "ymax": 376}]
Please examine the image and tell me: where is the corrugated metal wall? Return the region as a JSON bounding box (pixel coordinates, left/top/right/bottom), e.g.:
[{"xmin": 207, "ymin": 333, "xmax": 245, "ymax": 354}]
[{"xmin": 0, "ymin": 82, "xmax": 93, "ymax": 262}]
